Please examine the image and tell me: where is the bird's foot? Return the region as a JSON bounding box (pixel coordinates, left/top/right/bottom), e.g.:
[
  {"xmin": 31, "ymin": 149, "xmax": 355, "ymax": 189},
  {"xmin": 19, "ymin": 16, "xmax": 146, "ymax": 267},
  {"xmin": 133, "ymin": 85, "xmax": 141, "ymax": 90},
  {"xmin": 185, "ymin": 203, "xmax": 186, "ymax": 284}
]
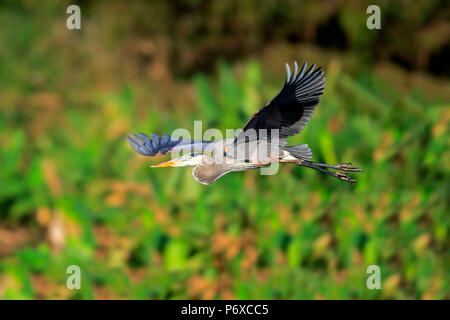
[
  {"xmin": 335, "ymin": 162, "xmax": 363, "ymax": 172},
  {"xmin": 334, "ymin": 172, "xmax": 357, "ymax": 183}
]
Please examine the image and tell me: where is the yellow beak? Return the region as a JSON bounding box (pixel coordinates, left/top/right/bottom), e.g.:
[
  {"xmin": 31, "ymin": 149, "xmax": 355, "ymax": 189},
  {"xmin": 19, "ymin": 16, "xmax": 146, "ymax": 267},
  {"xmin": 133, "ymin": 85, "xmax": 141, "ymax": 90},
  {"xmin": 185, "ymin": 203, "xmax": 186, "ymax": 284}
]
[{"xmin": 151, "ymin": 160, "xmax": 184, "ymax": 167}]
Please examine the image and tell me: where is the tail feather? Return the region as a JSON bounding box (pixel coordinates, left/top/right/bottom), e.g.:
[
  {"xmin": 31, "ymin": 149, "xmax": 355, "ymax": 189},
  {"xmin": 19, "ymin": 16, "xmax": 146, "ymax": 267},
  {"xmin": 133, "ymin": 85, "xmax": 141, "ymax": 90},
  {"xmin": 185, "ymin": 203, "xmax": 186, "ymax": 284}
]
[{"xmin": 283, "ymin": 144, "xmax": 313, "ymax": 160}]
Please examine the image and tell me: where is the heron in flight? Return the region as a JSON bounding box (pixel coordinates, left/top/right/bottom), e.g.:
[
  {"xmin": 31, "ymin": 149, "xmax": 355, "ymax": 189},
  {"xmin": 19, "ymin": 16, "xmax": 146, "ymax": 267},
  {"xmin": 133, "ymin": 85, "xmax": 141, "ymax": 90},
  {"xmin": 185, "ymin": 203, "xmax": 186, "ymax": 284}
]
[{"xmin": 127, "ymin": 62, "xmax": 362, "ymax": 184}]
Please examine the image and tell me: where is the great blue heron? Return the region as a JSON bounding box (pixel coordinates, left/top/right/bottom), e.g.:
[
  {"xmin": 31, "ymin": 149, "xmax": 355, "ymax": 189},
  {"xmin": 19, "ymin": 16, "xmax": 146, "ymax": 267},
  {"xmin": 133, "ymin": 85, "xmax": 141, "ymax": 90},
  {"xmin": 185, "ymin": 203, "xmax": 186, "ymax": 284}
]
[{"xmin": 126, "ymin": 62, "xmax": 362, "ymax": 184}]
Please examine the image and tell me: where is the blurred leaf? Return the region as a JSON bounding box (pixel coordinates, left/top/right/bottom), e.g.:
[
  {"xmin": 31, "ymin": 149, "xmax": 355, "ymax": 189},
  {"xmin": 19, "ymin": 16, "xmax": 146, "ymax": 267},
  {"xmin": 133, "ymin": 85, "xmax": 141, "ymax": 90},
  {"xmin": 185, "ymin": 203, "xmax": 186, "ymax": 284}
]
[{"xmin": 164, "ymin": 239, "xmax": 189, "ymax": 271}]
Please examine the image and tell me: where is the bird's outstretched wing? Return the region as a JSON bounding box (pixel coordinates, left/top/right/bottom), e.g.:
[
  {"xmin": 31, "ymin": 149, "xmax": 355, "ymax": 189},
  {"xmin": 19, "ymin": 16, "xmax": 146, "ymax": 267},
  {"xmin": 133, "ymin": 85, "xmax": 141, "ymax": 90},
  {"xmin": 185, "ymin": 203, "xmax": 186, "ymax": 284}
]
[
  {"xmin": 234, "ymin": 62, "xmax": 325, "ymax": 143},
  {"xmin": 126, "ymin": 133, "xmax": 211, "ymax": 156}
]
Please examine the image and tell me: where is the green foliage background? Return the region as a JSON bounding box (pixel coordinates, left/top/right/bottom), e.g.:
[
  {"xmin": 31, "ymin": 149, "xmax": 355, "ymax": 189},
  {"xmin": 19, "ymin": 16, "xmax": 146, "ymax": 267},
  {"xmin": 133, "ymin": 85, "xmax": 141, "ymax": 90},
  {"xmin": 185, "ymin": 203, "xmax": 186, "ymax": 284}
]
[{"xmin": 0, "ymin": 1, "xmax": 448, "ymax": 299}]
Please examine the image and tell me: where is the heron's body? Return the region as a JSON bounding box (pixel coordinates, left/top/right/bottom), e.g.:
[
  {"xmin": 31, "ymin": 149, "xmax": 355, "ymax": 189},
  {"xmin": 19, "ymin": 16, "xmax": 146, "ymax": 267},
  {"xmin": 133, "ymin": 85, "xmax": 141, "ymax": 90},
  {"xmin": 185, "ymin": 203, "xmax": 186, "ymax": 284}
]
[{"xmin": 127, "ymin": 62, "xmax": 362, "ymax": 184}]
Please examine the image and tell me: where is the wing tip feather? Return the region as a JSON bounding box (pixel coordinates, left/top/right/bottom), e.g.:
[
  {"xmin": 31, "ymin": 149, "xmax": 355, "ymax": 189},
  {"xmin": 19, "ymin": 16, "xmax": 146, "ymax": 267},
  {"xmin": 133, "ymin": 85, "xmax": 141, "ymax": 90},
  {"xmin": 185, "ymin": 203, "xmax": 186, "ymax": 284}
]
[{"xmin": 126, "ymin": 132, "xmax": 183, "ymax": 156}]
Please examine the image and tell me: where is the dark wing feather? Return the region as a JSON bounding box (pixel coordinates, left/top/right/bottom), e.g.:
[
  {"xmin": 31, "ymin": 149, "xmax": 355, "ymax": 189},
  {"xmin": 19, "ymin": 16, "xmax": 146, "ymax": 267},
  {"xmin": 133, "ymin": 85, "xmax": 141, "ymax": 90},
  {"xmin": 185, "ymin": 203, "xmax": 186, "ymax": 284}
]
[
  {"xmin": 234, "ymin": 62, "xmax": 325, "ymax": 143},
  {"xmin": 126, "ymin": 133, "xmax": 211, "ymax": 156}
]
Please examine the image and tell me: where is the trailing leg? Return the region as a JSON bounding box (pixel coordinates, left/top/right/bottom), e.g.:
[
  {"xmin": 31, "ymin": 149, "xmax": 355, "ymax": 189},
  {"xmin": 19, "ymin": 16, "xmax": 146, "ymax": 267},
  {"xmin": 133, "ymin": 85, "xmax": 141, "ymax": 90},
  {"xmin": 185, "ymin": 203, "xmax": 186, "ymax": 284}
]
[
  {"xmin": 303, "ymin": 160, "xmax": 363, "ymax": 172},
  {"xmin": 298, "ymin": 160, "xmax": 357, "ymax": 183}
]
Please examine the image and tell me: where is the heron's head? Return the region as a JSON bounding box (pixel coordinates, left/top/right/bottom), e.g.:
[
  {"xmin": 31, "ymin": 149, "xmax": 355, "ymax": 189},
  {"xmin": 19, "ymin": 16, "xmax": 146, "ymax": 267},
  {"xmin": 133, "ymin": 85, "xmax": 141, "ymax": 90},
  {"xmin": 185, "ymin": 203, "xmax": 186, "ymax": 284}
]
[{"xmin": 151, "ymin": 152, "xmax": 203, "ymax": 167}]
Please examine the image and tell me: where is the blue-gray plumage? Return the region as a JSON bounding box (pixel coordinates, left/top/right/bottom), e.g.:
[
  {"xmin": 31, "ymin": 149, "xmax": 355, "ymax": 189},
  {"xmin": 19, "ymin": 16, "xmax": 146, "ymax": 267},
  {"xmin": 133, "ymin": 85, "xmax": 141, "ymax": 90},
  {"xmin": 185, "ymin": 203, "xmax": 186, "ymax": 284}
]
[{"xmin": 126, "ymin": 133, "xmax": 182, "ymax": 156}]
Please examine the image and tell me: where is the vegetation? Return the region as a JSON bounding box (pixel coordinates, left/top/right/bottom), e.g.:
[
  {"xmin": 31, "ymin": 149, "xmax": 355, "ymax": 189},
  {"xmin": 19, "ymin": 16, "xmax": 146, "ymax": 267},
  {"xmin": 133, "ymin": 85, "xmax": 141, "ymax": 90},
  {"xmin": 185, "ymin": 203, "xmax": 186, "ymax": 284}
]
[{"xmin": 0, "ymin": 1, "xmax": 448, "ymax": 299}]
